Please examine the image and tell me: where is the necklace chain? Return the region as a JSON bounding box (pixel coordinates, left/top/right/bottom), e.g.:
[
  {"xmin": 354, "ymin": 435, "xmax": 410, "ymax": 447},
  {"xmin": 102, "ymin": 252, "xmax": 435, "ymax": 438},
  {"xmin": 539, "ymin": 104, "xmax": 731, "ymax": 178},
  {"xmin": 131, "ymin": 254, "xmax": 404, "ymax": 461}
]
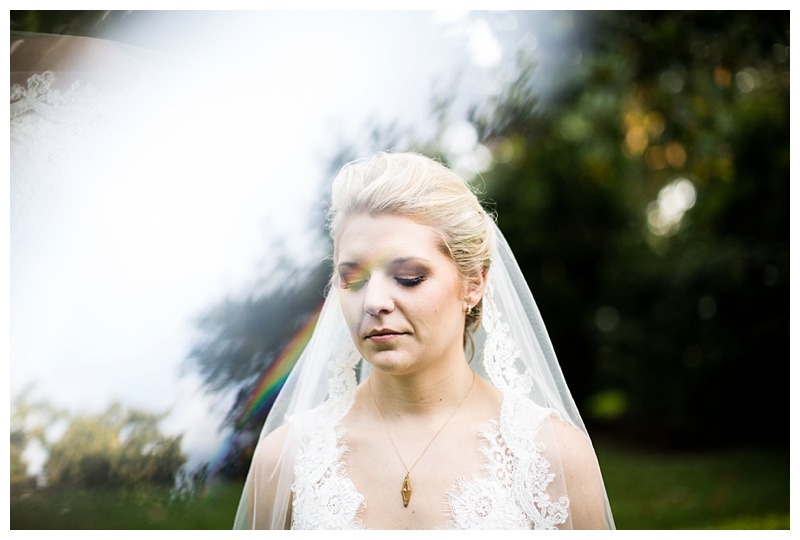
[{"xmin": 368, "ymin": 371, "xmax": 476, "ymax": 508}]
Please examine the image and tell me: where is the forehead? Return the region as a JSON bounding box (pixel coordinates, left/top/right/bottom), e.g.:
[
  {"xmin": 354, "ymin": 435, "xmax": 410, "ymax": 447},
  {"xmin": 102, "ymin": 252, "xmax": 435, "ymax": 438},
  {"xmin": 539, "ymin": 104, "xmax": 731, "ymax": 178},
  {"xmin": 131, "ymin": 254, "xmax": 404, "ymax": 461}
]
[{"xmin": 335, "ymin": 214, "xmax": 449, "ymax": 264}]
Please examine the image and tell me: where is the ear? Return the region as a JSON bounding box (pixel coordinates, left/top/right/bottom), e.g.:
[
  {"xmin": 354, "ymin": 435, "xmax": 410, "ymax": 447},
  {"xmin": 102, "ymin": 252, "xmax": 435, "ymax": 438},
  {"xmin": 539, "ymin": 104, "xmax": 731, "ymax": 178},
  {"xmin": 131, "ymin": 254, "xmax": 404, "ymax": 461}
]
[{"xmin": 464, "ymin": 268, "xmax": 488, "ymax": 309}]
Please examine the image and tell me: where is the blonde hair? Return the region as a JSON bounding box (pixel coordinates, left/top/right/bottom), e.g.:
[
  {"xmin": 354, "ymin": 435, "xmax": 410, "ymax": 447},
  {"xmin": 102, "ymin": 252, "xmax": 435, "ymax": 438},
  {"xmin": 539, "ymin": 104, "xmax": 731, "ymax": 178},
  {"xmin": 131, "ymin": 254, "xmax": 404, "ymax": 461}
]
[{"xmin": 328, "ymin": 151, "xmax": 495, "ymax": 335}]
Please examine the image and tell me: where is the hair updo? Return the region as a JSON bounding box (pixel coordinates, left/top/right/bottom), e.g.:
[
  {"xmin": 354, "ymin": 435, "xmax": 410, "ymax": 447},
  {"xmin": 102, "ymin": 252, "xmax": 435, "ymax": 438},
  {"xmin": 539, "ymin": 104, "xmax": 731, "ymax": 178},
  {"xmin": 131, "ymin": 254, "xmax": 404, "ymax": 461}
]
[{"xmin": 328, "ymin": 151, "xmax": 496, "ymax": 336}]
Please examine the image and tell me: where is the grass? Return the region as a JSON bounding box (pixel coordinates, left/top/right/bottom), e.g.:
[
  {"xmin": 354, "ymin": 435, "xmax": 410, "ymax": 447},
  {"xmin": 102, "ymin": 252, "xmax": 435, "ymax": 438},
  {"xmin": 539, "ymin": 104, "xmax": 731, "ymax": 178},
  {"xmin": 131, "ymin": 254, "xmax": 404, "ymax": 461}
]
[
  {"xmin": 596, "ymin": 440, "xmax": 790, "ymax": 529},
  {"xmin": 11, "ymin": 443, "xmax": 789, "ymax": 529},
  {"xmin": 10, "ymin": 480, "xmax": 244, "ymax": 529}
]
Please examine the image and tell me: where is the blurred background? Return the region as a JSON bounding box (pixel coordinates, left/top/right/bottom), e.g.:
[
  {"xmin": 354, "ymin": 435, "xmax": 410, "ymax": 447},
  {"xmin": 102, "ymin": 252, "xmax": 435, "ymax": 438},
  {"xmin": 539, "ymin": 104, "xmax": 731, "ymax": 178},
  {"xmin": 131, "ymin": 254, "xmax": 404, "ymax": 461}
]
[{"xmin": 9, "ymin": 10, "xmax": 789, "ymax": 529}]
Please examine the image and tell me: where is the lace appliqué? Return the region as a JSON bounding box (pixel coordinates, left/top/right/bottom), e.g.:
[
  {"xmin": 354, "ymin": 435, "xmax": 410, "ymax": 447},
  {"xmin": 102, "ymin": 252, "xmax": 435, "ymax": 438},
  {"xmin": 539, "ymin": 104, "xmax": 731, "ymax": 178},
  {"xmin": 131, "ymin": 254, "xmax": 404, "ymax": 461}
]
[
  {"xmin": 481, "ymin": 281, "xmax": 534, "ymax": 399},
  {"xmin": 10, "ymin": 71, "xmax": 135, "ymax": 243},
  {"xmin": 11, "ymin": 71, "xmax": 114, "ymax": 123},
  {"xmin": 446, "ymin": 405, "xmax": 569, "ymax": 530},
  {"xmin": 10, "ymin": 71, "xmax": 128, "ymax": 172},
  {"xmin": 468, "ymin": 283, "xmax": 570, "ymax": 529},
  {"xmin": 290, "ymin": 335, "xmax": 365, "ymax": 530},
  {"xmin": 290, "ymin": 407, "xmax": 365, "ymax": 529}
]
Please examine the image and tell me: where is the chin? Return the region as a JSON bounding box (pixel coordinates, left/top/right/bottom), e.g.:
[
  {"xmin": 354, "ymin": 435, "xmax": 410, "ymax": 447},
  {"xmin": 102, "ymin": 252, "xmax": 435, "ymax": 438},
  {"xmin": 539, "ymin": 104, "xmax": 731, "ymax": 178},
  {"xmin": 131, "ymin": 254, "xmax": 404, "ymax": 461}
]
[{"xmin": 362, "ymin": 351, "xmax": 417, "ymax": 375}]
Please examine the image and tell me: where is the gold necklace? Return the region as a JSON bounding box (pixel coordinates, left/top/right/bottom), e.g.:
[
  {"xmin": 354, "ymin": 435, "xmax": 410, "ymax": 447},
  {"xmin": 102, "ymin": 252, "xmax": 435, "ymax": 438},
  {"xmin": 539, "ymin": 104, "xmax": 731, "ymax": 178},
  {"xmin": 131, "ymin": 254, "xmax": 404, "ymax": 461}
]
[{"xmin": 368, "ymin": 371, "xmax": 476, "ymax": 508}]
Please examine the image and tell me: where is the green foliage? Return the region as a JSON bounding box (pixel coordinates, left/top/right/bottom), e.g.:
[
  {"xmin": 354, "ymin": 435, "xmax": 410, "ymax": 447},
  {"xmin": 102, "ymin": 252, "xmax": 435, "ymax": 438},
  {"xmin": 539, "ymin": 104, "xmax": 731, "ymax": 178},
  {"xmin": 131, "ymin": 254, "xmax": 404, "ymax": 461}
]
[
  {"xmin": 12, "ymin": 389, "xmax": 186, "ymax": 495},
  {"xmin": 468, "ymin": 11, "xmax": 788, "ymax": 447},
  {"xmin": 10, "ymin": 386, "xmax": 66, "ymax": 495},
  {"xmin": 44, "ymin": 402, "xmax": 186, "ymax": 488},
  {"xmin": 10, "ymin": 10, "xmax": 124, "ymax": 36}
]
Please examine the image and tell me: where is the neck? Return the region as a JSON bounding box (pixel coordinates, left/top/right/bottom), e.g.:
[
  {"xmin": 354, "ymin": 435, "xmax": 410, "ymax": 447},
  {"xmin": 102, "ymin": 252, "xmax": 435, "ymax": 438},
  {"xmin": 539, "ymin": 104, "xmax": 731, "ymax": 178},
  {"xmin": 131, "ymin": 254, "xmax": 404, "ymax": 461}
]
[{"xmin": 368, "ymin": 362, "xmax": 475, "ymax": 418}]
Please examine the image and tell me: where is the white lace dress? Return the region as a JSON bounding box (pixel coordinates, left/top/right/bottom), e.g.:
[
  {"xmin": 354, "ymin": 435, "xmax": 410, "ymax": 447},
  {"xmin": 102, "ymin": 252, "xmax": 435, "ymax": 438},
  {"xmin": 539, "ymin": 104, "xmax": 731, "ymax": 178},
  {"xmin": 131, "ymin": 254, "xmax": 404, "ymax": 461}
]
[{"xmin": 289, "ymin": 392, "xmax": 570, "ymax": 530}]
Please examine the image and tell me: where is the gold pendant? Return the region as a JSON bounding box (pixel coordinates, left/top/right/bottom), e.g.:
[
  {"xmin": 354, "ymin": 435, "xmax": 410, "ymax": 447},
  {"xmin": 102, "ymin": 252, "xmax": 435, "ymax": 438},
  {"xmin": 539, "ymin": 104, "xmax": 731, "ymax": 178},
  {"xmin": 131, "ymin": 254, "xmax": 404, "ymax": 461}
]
[{"xmin": 401, "ymin": 472, "xmax": 412, "ymax": 507}]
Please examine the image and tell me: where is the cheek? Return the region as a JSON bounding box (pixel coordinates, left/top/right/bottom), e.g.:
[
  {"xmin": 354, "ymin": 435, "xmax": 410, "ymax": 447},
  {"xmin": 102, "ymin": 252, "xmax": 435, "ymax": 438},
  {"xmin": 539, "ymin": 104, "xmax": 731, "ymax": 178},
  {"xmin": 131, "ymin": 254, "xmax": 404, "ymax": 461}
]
[{"xmin": 414, "ymin": 288, "xmax": 458, "ymax": 327}]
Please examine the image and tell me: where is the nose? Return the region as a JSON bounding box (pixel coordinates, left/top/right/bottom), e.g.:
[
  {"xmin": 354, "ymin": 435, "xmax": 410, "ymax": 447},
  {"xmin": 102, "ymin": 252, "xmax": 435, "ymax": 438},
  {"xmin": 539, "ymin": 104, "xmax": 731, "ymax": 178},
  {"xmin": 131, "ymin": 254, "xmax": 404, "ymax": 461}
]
[{"xmin": 363, "ymin": 274, "xmax": 395, "ymax": 316}]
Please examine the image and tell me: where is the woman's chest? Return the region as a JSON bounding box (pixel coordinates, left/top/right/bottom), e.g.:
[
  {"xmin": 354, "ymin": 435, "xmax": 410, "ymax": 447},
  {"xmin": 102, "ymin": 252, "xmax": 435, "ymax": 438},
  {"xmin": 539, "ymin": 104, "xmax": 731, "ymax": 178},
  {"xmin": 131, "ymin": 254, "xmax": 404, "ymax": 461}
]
[
  {"xmin": 342, "ymin": 422, "xmax": 487, "ymax": 529},
  {"xmin": 290, "ymin": 416, "xmax": 540, "ymax": 530}
]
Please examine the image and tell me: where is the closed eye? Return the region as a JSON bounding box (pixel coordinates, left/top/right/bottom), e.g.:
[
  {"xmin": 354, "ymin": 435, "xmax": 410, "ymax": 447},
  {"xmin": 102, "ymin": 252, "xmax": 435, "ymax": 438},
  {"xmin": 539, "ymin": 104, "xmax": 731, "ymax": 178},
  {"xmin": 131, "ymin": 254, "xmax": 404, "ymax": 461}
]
[
  {"xmin": 341, "ymin": 279, "xmax": 367, "ymax": 291},
  {"xmin": 396, "ymin": 276, "xmax": 425, "ymax": 287}
]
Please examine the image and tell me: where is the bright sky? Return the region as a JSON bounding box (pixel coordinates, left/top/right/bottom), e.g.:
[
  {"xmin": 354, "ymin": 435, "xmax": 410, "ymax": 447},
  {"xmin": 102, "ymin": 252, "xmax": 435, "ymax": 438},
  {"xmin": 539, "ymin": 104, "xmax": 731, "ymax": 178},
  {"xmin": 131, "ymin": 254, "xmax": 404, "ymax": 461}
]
[{"xmin": 9, "ymin": 10, "xmax": 558, "ymax": 473}]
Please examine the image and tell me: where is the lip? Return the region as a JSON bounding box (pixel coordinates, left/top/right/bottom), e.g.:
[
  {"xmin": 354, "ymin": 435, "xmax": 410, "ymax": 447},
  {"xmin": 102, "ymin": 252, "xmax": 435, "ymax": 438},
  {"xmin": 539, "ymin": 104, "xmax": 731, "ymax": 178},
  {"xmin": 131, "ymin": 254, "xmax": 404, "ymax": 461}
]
[{"xmin": 364, "ymin": 329, "xmax": 405, "ymax": 342}]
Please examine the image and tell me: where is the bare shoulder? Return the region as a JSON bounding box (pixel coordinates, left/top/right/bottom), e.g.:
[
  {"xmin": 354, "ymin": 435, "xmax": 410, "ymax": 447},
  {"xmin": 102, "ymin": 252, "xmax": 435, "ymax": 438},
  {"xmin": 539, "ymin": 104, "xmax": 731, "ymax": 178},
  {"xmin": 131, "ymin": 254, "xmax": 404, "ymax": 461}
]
[
  {"xmin": 547, "ymin": 414, "xmax": 610, "ymax": 529},
  {"xmin": 548, "ymin": 415, "xmax": 597, "ymax": 470},
  {"xmin": 250, "ymin": 422, "xmax": 292, "ymax": 475},
  {"xmin": 245, "ymin": 422, "xmax": 294, "ymax": 529}
]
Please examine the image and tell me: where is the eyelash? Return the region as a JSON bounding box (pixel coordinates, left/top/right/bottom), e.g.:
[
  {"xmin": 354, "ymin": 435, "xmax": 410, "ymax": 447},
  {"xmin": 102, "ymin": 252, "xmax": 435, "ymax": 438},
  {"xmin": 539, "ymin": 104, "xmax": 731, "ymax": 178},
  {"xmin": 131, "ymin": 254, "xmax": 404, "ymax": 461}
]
[
  {"xmin": 341, "ymin": 280, "xmax": 364, "ymax": 290},
  {"xmin": 397, "ymin": 276, "xmax": 425, "ymax": 287},
  {"xmin": 341, "ymin": 276, "xmax": 425, "ymax": 290}
]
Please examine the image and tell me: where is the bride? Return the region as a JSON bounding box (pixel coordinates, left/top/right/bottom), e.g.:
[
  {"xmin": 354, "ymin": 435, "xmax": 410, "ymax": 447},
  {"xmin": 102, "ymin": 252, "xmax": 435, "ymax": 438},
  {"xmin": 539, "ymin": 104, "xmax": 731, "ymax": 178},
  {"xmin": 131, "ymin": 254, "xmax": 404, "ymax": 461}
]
[{"xmin": 234, "ymin": 152, "xmax": 614, "ymax": 529}]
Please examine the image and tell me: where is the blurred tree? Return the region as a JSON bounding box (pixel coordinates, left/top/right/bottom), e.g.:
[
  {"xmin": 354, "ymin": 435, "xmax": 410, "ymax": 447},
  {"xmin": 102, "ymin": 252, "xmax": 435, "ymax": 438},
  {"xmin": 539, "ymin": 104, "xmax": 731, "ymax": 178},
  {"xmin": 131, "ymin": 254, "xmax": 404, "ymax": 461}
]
[
  {"xmin": 44, "ymin": 402, "xmax": 186, "ymax": 488},
  {"xmin": 181, "ymin": 270, "xmax": 325, "ymax": 481},
  {"xmin": 187, "ymin": 255, "xmax": 331, "ymax": 421},
  {"xmin": 10, "ymin": 10, "xmax": 131, "ymax": 37},
  {"xmin": 470, "ymin": 11, "xmax": 788, "ymax": 448},
  {"xmin": 11, "ymin": 386, "xmax": 65, "ymax": 494}
]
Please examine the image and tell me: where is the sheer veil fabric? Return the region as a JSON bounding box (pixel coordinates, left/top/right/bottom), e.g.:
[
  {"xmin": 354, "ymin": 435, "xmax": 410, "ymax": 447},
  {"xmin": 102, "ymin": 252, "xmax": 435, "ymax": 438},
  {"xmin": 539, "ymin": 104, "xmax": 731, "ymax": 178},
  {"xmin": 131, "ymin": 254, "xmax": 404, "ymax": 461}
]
[
  {"xmin": 234, "ymin": 223, "xmax": 615, "ymax": 530},
  {"xmin": 9, "ymin": 32, "xmax": 612, "ymax": 529},
  {"xmin": 10, "ymin": 32, "xmax": 180, "ymax": 265}
]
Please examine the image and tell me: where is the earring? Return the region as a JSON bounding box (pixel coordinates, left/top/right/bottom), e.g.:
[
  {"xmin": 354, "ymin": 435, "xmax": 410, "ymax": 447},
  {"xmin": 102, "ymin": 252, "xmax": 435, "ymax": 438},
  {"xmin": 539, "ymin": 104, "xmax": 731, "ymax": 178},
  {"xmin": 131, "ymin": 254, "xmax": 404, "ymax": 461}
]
[{"xmin": 466, "ymin": 305, "xmax": 473, "ymax": 316}]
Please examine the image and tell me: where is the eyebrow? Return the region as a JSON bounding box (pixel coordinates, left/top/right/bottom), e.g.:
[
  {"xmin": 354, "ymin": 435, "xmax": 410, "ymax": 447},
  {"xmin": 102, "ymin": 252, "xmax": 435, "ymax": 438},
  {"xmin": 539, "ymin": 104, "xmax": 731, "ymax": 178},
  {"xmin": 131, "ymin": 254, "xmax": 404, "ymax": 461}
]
[
  {"xmin": 336, "ymin": 261, "xmax": 359, "ymax": 275},
  {"xmin": 335, "ymin": 257, "xmax": 432, "ymax": 274}
]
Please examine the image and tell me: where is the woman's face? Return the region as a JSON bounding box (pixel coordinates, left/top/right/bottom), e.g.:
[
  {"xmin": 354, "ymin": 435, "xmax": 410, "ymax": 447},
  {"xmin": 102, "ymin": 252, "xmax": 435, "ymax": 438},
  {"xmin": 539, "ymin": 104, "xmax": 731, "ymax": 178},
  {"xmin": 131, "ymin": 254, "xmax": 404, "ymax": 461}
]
[{"xmin": 335, "ymin": 214, "xmax": 482, "ymax": 376}]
